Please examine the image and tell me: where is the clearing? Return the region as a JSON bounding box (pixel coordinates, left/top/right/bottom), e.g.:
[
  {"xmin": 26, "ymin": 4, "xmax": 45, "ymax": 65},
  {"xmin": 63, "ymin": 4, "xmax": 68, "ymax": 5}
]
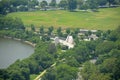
[{"xmin": 7, "ymin": 7, "xmax": 120, "ymax": 30}]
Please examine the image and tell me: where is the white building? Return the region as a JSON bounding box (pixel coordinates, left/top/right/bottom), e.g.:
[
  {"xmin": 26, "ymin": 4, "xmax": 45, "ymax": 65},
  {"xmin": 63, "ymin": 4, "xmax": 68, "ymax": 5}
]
[
  {"xmin": 53, "ymin": 35, "xmax": 75, "ymax": 49},
  {"xmin": 66, "ymin": 35, "xmax": 74, "ymax": 44},
  {"xmin": 88, "ymin": 34, "xmax": 98, "ymax": 40},
  {"xmin": 54, "ymin": 37, "xmax": 59, "ymax": 45}
]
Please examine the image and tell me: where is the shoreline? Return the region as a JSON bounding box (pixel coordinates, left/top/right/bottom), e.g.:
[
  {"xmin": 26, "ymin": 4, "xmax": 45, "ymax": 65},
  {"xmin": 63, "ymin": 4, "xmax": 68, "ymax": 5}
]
[{"xmin": 2, "ymin": 36, "xmax": 36, "ymax": 47}]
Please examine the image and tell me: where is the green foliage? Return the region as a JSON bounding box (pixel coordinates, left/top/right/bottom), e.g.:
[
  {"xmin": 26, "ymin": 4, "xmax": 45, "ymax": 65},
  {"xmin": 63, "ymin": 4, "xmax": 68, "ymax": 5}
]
[
  {"xmin": 40, "ymin": 0, "xmax": 48, "ymax": 11},
  {"xmin": 67, "ymin": 0, "xmax": 77, "ymax": 11},
  {"xmin": 48, "ymin": 26, "xmax": 54, "ymax": 35},
  {"xmin": 40, "ymin": 25, "xmax": 44, "ymax": 34},
  {"xmin": 0, "ymin": 0, "xmax": 10, "ymax": 15},
  {"xmin": 31, "ymin": 24, "xmax": 35, "ymax": 32},
  {"xmin": 0, "ymin": 69, "xmax": 9, "ymax": 80},
  {"xmin": 82, "ymin": 62, "xmax": 111, "ymax": 80},
  {"xmin": 42, "ymin": 69, "xmax": 56, "ymax": 80},
  {"xmin": 66, "ymin": 28, "xmax": 71, "ymax": 34},
  {"xmin": 98, "ymin": 0, "xmax": 108, "ymax": 6},
  {"xmin": 57, "ymin": 27, "xmax": 63, "ymax": 37},
  {"xmin": 42, "ymin": 64, "xmax": 78, "ymax": 80},
  {"xmin": 82, "ymin": 26, "xmax": 120, "ymax": 80},
  {"xmin": 95, "ymin": 41, "xmax": 116, "ymax": 55},
  {"xmin": 48, "ymin": 43, "xmax": 57, "ymax": 54},
  {"xmin": 0, "ymin": 16, "xmax": 25, "ymax": 30},
  {"xmin": 87, "ymin": 0, "xmax": 99, "ymax": 10},
  {"xmin": 0, "ymin": 40, "xmax": 56, "ymax": 80},
  {"xmin": 49, "ymin": 0, "xmax": 57, "ymax": 8},
  {"xmin": 59, "ymin": 0, "xmax": 68, "ymax": 10},
  {"xmin": 108, "ymin": 26, "xmax": 120, "ymax": 41}
]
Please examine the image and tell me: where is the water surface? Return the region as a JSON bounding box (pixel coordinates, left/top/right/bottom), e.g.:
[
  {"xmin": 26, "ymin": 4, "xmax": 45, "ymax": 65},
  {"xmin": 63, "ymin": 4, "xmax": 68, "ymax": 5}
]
[{"xmin": 0, "ymin": 38, "xmax": 34, "ymax": 69}]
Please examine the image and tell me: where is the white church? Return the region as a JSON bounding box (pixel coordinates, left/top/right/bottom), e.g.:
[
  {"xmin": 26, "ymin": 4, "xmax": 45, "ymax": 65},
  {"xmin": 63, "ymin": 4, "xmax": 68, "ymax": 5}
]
[{"xmin": 54, "ymin": 35, "xmax": 75, "ymax": 49}]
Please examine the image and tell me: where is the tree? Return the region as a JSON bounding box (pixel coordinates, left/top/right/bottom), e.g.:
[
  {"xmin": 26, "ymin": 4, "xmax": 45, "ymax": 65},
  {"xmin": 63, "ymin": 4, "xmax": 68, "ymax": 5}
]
[
  {"xmin": 87, "ymin": 0, "xmax": 99, "ymax": 11},
  {"xmin": 107, "ymin": 0, "xmax": 117, "ymax": 7},
  {"xmin": 95, "ymin": 41, "xmax": 116, "ymax": 55},
  {"xmin": 31, "ymin": 24, "xmax": 35, "ymax": 31},
  {"xmin": 40, "ymin": 25, "xmax": 44, "ymax": 34},
  {"xmin": 66, "ymin": 28, "xmax": 70, "ymax": 34},
  {"xmin": 48, "ymin": 26, "xmax": 54, "ymax": 35},
  {"xmin": 0, "ymin": 69, "xmax": 9, "ymax": 79},
  {"xmin": 77, "ymin": 0, "xmax": 89, "ymax": 10},
  {"xmin": 98, "ymin": 0, "xmax": 108, "ymax": 6},
  {"xmin": 28, "ymin": 0, "xmax": 39, "ymax": 10},
  {"xmin": 49, "ymin": 0, "xmax": 57, "ymax": 8},
  {"xmin": 81, "ymin": 62, "xmax": 111, "ymax": 80},
  {"xmin": 0, "ymin": 0, "xmax": 10, "ymax": 15},
  {"xmin": 80, "ymin": 3, "xmax": 89, "ymax": 10},
  {"xmin": 58, "ymin": 0, "xmax": 68, "ymax": 10},
  {"xmin": 48, "ymin": 43, "xmax": 57, "ymax": 54},
  {"xmin": 10, "ymin": 0, "xmax": 28, "ymax": 12},
  {"xmin": 57, "ymin": 27, "xmax": 62, "ymax": 36},
  {"xmin": 41, "ymin": 68, "xmax": 57, "ymax": 80},
  {"xmin": 40, "ymin": 0, "xmax": 48, "ymax": 11},
  {"xmin": 56, "ymin": 64, "xmax": 78, "ymax": 80},
  {"xmin": 74, "ymin": 28, "xmax": 79, "ymax": 34},
  {"xmin": 108, "ymin": 26, "xmax": 120, "ymax": 41},
  {"xmin": 77, "ymin": 0, "xmax": 84, "ymax": 6},
  {"xmin": 67, "ymin": 0, "xmax": 77, "ymax": 11},
  {"xmin": 14, "ymin": 17, "xmax": 25, "ymax": 30},
  {"xmin": 85, "ymin": 30, "xmax": 92, "ymax": 36}
]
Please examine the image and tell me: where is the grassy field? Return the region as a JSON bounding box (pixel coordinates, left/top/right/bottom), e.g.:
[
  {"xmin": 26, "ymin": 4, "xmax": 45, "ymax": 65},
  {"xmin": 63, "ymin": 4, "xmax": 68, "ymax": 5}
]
[
  {"xmin": 7, "ymin": 7, "xmax": 120, "ymax": 30},
  {"xmin": 30, "ymin": 74, "xmax": 38, "ymax": 80}
]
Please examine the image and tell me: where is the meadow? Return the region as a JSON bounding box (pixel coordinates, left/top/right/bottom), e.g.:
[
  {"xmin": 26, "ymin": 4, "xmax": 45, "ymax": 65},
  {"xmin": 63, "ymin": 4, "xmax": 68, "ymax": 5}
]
[{"xmin": 7, "ymin": 7, "xmax": 120, "ymax": 30}]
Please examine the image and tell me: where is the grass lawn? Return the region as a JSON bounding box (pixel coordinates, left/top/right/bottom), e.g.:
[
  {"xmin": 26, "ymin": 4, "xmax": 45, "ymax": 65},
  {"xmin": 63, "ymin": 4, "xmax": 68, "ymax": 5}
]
[
  {"xmin": 30, "ymin": 74, "xmax": 38, "ymax": 80},
  {"xmin": 7, "ymin": 7, "xmax": 120, "ymax": 30}
]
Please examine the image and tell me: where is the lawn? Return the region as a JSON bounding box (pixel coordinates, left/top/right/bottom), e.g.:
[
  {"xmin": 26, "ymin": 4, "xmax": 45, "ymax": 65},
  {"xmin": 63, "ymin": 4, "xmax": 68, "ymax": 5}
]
[
  {"xmin": 30, "ymin": 74, "xmax": 38, "ymax": 80},
  {"xmin": 7, "ymin": 7, "xmax": 120, "ymax": 30}
]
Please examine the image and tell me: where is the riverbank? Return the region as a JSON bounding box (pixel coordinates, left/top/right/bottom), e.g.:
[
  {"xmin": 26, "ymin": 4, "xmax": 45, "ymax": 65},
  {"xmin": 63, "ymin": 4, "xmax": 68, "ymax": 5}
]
[
  {"xmin": 0, "ymin": 37, "xmax": 34, "ymax": 69},
  {"xmin": 3, "ymin": 36, "xmax": 36, "ymax": 47}
]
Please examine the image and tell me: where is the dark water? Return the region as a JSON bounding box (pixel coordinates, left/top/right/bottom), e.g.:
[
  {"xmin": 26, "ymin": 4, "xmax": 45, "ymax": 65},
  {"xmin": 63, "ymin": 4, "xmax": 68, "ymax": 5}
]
[{"xmin": 0, "ymin": 38, "xmax": 34, "ymax": 69}]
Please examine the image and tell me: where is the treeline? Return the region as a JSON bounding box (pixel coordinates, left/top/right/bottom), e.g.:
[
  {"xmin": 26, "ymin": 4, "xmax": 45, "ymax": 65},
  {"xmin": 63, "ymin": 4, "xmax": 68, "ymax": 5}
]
[
  {"xmin": 0, "ymin": 15, "xmax": 25, "ymax": 30},
  {"xmin": 0, "ymin": 0, "xmax": 39, "ymax": 15},
  {"xmin": 1, "ymin": 0, "xmax": 120, "ymax": 15},
  {"xmin": 0, "ymin": 16, "xmax": 40, "ymax": 43},
  {"xmin": 81, "ymin": 26, "xmax": 120, "ymax": 80}
]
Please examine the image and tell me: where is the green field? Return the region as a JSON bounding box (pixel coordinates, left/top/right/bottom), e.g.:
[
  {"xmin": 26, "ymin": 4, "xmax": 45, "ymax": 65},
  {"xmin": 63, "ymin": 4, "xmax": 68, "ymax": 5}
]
[{"xmin": 7, "ymin": 7, "xmax": 120, "ymax": 30}]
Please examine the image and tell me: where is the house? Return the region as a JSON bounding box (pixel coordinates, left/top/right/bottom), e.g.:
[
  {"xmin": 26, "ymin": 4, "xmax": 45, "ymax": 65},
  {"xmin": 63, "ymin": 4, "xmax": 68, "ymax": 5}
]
[
  {"xmin": 79, "ymin": 29, "xmax": 89, "ymax": 34},
  {"xmin": 88, "ymin": 34, "xmax": 98, "ymax": 40}
]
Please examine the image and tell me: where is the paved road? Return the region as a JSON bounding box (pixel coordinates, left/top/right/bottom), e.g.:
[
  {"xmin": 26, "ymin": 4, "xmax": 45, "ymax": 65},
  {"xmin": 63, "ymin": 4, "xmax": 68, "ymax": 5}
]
[{"xmin": 34, "ymin": 63, "xmax": 56, "ymax": 80}]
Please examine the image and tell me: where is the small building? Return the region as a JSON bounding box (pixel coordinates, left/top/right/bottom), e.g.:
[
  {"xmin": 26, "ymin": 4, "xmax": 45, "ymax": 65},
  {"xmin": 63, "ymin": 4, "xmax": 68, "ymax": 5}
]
[
  {"xmin": 91, "ymin": 30, "xmax": 97, "ymax": 33},
  {"xmin": 79, "ymin": 29, "xmax": 89, "ymax": 34},
  {"xmin": 88, "ymin": 34, "xmax": 98, "ymax": 40}
]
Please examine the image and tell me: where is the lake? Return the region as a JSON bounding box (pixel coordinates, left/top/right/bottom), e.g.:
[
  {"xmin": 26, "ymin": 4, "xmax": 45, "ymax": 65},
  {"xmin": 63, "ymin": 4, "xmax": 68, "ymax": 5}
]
[{"xmin": 0, "ymin": 38, "xmax": 34, "ymax": 69}]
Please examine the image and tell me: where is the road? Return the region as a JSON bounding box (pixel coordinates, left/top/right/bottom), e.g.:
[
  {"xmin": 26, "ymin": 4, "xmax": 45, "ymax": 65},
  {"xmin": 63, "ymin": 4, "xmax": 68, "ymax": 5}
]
[{"xmin": 34, "ymin": 63, "xmax": 56, "ymax": 80}]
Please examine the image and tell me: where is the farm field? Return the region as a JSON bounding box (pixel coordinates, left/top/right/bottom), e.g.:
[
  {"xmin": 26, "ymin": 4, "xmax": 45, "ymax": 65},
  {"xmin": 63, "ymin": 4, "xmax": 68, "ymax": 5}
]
[{"xmin": 7, "ymin": 7, "xmax": 120, "ymax": 30}]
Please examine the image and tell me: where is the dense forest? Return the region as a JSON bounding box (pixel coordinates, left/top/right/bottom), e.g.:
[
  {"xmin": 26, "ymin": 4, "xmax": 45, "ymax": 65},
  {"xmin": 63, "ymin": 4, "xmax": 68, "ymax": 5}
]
[
  {"xmin": 0, "ymin": 0, "xmax": 120, "ymax": 80},
  {"xmin": 0, "ymin": 0, "xmax": 120, "ymax": 15}
]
